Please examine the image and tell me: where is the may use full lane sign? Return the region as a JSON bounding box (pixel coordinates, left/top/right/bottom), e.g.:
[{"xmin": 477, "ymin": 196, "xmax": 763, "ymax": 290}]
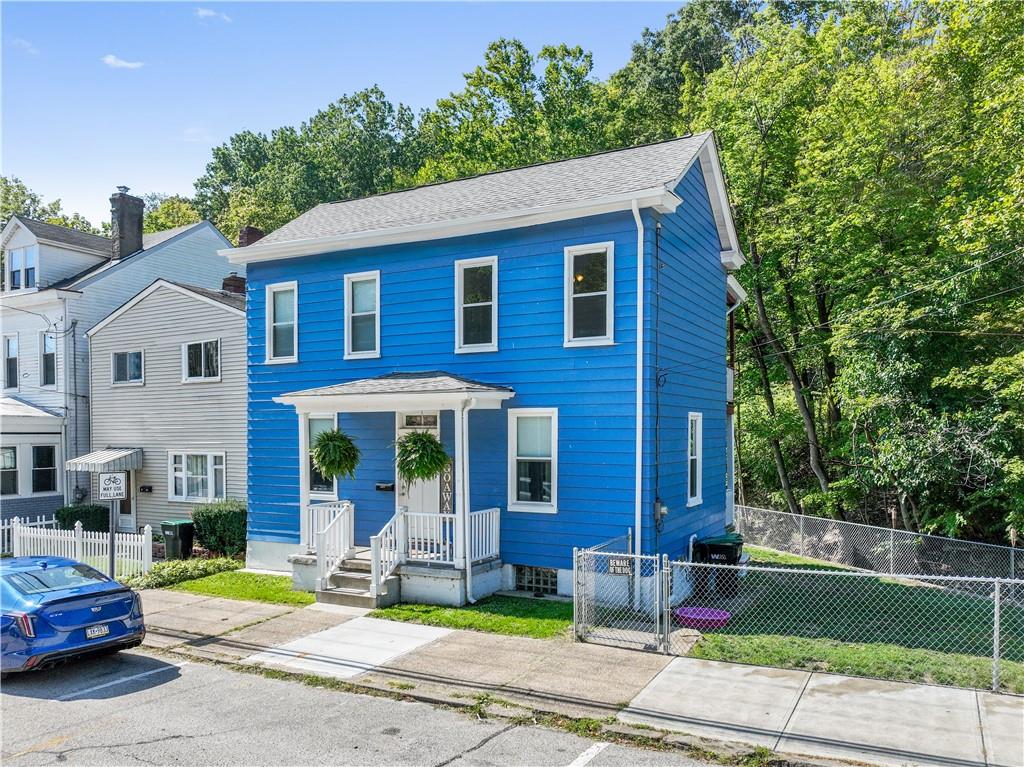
[{"xmin": 98, "ymin": 472, "xmax": 128, "ymax": 501}]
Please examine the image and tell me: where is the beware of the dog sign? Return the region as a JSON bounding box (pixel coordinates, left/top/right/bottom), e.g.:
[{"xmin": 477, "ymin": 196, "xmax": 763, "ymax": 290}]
[{"xmin": 98, "ymin": 472, "xmax": 128, "ymax": 501}]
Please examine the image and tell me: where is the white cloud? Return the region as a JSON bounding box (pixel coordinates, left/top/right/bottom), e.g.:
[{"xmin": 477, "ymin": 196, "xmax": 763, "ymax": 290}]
[
  {"xmin": 12, "ymin": 38, "xmax": 39, "ymax": 55},
  {"xmin": 102, "ymin": 54, "xmax": 144, "ymax": 70},
  {"xmin": 196, "ymin": 7, "xmax": 232, "ymax": 23}
]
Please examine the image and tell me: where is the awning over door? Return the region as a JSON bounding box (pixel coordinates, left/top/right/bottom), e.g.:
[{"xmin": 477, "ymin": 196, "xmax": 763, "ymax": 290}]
[{"xmin": 65, "ymin": 448, "xmax": 143, "ymax": 473}]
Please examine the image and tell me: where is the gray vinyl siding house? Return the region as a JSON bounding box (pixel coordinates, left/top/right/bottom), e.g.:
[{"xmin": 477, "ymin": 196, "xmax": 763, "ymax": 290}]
[{"xmin": 85, "ymin": 280, "xmax": 247, "ymax": 531}]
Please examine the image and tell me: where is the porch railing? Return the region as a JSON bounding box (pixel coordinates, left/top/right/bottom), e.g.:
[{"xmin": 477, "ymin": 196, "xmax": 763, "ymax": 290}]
[
  {"xmin": 315, "ymin": 501, "xmax": 354, "ymax": 590},
  {"xmin": 406, "ymin": 511, "xmax": 456, "ymax": 564},
  {"xmin": 470, "ymin": 507, "xmax": 500, "ymax": 563},
  {"xmin": 306, "ymin": 500, "xmax": 351, "ymax": 552},
  {"xmin": 369, "ymin": 510, "xmax": 401, "ymax": 597}
]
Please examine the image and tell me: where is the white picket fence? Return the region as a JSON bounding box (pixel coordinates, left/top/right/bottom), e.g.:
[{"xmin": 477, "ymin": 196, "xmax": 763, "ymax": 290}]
[
  {"xmin": 1, "ymin": 513, "xmax": 59, "ymax": 555},
  {"xmin": 9, "ymin": 517, "xmax": 152, "ymax": 580}
]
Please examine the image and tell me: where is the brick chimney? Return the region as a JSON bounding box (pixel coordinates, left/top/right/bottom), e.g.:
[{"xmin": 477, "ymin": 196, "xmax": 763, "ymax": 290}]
[
  {"xmin": 221, "ymin": 272, "xmax": 246, "ymax": 294},
  {"xmin": 109, "ymin": 186, "xmax": 144, "ymax": 259},
  {"xmin": 238, "ymin": 225, "xmax": 265, "ymax": 247}
]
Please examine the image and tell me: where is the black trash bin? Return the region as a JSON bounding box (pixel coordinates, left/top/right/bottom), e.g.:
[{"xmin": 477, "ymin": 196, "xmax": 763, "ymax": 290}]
[
  {"xmin": 692, "ymin": 532, "xmax": 744, "ymax": 598},
  {"xmin": 161, "ymin": 519, "xmax": 195, "ymax": 560}
]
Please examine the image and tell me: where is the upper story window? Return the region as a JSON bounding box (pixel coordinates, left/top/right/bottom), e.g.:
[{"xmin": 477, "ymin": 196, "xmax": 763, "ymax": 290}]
[
  {"xmin": 6, "ymin": 245, "xmax": 37, "ymax": 290},
  {"xmin": 564, "ymin": 242, "xmax": 614, "ymax": 347},
  {"xmin": 0, "ymin": 447, "xmax": 17, "ymax": 496},
  {"xmin": 688, "ymin": 412, "xmax": 703, "ymax": 506},
  {"xmin": 455, "ymin": 257, "xmax": 497, "ymax": 353},
  {"xmin": 40, "ymin": 333, "xmax": 56, "ymax": 387},
  {"xmin": 182, "ymin": 339, "xmax": 220, "ymax": 382},
  {"xmin": 3, "ymin": 335, "xmax": 18, "ymax": 390},
  {"xmin": 266, "ymin": 282, "xmax": 297, "ymax": 363},
  {"xmin": 508, "ymin": 408, "xmax": 558, "ymax": 513},
  {"xmin": 32, "ymin": 445, "xmax": 57, "ymax": 493},
  {"xmin": 344, "ymin": 271, "xmax": 380, "ymax": 359},
  {"xmin": 112, "ymin": 350, "xmax": 144, "ymax": 385}
]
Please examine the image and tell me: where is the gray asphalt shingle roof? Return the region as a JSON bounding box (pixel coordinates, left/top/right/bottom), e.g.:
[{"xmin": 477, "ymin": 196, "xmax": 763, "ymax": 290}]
[
  {"xmin": 283, "ymin": 371, "xmax": 513, "ymax": 398},
  {"xmin": 259, "ymin": 133, "xmax": 711, "ymax": 246},
  {"xmin": 16, "ymin": 217, "xmax": 111, "ymax": 254},
  {"xmin": 166, "ymin": 281, "xmax": 246, "ymax": 311}
]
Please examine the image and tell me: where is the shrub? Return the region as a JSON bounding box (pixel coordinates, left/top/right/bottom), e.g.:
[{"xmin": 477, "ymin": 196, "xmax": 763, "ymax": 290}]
[
  {"xmin": 55, "ymin": 504, "xmax": 109, "ymax": 532},
  {"xmin": 192, "ymin": 498, "xmax": 247, "ymax": 556},
  {"xmin": 124, "ymin": 557, "xmax": 242, "ymax": 589}
]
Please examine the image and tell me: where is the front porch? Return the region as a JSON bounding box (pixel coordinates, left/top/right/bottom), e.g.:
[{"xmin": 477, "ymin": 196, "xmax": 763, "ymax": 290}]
[{"xmin": 276, "ymin": 372, "xmax": 514, "ymax": 607}]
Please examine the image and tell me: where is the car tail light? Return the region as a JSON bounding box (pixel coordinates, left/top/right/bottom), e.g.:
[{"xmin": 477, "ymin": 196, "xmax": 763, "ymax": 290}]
[{"xmin": 6, "ymin": 612, "xmax": 36, "ymax": 638}]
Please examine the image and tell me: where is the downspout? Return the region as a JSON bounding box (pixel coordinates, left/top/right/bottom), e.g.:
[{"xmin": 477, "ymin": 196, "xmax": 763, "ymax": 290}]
[
  {"xmin": 461, "ymin": 397, "xmax": 478, "ymax": 602},
  {"xmin": 60, "ymin": 296, "xmax": 71, "ymax": 505},
  {"xmin": 631, "ymin": 201, "xmax": 645, "ymax": 560}
]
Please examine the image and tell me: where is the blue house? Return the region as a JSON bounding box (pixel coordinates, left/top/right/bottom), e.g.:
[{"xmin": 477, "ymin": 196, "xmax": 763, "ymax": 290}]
[{"xmin": 222, "ymin": 133, "xmax": 745, "ymax": 606}]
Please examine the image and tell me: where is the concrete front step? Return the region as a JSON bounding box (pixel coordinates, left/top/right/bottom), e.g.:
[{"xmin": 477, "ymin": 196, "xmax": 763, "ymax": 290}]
[{"xmin": 316, "ymin": 570, "xmax": 400, "ymax": 608}]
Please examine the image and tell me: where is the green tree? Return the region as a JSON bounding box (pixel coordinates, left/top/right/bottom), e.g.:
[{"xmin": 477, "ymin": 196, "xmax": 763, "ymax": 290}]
[{"xmin": 142, "ymin": 193, "xmax": 202, "ymax": 233}]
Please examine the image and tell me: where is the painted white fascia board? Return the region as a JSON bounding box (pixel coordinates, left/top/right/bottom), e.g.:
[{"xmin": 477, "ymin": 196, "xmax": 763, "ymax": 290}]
[
  {"xmin": 88, "ymin": 279, "xmax": 244, "ymax": 338},
  {"xmin": 726, "ymin": 275, "xmax": 748, "ymax": 306},
  {"xmin": 0, "ymin": 289, "xmax": 79, "ymax": 311},
  {"xmin": 221, "ymin": 188, "xmax": 680, "ymax": 264},
  {"xmin": 273, "ymin": 390, "xmax": 513, "ymax": 413}
]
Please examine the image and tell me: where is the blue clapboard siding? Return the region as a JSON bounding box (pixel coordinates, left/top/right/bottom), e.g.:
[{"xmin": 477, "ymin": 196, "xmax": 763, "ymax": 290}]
[
  {"xmin": 648, "ymin": 163, "xmax": 729, "ymax": 558},
  {"xmin": 246, "ymin": 211, "xmax": 645, "ymax": 569}
]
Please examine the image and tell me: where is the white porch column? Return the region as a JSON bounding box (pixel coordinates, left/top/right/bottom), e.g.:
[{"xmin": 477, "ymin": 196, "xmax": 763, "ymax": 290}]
[
  {"xmin": 298, "ymin": 410, "xmax": 311, "ymax": 551},
  {"xmin": 453, "ymin": 404, "xmax": 467, "ymax": 569}
]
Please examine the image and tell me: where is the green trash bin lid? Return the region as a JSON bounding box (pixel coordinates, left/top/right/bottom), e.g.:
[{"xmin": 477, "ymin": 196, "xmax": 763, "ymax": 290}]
[{"xmin": 701, "ymin": 532, "xmax": 744, "ymax": 545}]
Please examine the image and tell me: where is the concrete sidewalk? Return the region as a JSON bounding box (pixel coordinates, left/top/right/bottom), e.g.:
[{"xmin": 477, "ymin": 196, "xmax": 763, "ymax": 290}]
[{"xmin": 142, "ymin": 590, "xmax": 1023, "ymax": 767}]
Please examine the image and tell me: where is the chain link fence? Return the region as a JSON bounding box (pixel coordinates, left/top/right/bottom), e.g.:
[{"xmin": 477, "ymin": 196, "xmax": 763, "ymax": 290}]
[
  {"xmin": 735, "ymin": 505, "xmax": 1023, "ymax": 580},
  {"xmin": 575, "ymin": 544, "xmax": 1024, "ymax": 693}
]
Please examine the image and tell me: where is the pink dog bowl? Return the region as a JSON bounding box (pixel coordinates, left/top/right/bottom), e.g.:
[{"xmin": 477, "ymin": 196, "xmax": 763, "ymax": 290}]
[{"xmin": 673, "ymin": 607, "xmax": 731, "ymax": 630}]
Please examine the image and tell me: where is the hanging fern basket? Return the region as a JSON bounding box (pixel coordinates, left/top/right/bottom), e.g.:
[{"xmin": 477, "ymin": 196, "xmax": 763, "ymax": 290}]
[
  {"xmin": 395, "ymin": 430, "xmax": 451, "ymax": 486},
  {"xmin": 311, "ymin": 429, "xmax": 361, "ymax": 481}
]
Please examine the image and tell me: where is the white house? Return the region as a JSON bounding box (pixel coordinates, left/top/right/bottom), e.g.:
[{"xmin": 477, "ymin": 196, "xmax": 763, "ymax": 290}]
[{"xmin": 0, "ymin": 188, "xmax": 240, "ymax": 520}]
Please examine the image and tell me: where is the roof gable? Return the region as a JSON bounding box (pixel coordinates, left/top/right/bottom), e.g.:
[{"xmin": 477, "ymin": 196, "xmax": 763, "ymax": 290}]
[
  {"xmin": 87, "ymin": 277, "xmax": 244, "ymax": 338},
  {"xmin": 2, "ymin": 215, "xmax": 111, "ymax": 255}
]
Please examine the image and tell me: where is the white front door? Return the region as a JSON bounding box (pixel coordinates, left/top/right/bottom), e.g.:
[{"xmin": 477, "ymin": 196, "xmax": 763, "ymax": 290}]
[
  {"xmin": 115, "ymin": 470, "xmax": 137, "ymax": 532},
  {"xmin": 396, "ymin": 412, "xmax": 441, "ymax": 515}
]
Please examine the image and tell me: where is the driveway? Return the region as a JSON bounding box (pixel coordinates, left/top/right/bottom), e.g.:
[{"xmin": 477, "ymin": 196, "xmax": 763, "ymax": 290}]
[{"xmin": 0, "ymin": 650, "xmax": 709, "ymax": 767}]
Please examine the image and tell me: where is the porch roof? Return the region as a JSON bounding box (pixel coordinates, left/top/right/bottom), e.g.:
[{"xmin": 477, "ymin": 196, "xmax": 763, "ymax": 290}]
[
  {"xmin": 274, "ymin": 371, "xmax": 514, "ymax": 412},
  {"xmin": 65, "ymin": 447, "xmax": 143, "ymax": 473}
]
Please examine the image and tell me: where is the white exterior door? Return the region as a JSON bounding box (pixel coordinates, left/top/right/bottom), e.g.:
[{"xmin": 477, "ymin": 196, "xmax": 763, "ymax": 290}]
[
  {"xmin": 395, "ymin": 412, "xmax": 441, "ymax": 515},
  {"xmin": 115, "ymin": 470, "xmax": 137, "ymax": 532}
]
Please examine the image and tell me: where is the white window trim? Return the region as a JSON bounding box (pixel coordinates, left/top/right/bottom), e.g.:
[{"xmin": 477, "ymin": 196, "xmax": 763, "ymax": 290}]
[
  {"xmin": 38, "ymin": 331, "xmax": 57, "ymax": 389},
  {"xmin": 5, "ymin": 245, "xmax": 37, "ymax": 292},
  {"xmin": 344, "ymin": 270, "xmax": 381, "ymax": 360},
  {"xmin": 0, "ymin": 445, "xmax": 18, "ymax": 497},
  {"xmin": 29, "ymin": 443, "xmax": 61, "ymax": 497},
  {"xmin": 454, "ymin": 256, "xmax": 498, "ymax": 353},
  {"xmin": 308, "ymin": 413, "xmax": 339, "ymax": 501},
  {"xmin": 507, "ymin": 407, "xmax": 558, "ymax": 514},
  {"xmin": 3, "ymin": 333, "xmax": 19, "ymax": 391},
  {"xmin": 110, "ymin": 349, "xmax": 145, "ymax": 387},
  {"xmin": 687, "ymin": 412, "xmax": 703, "ymax": 507},
  {"xmin": 167, "ymin": 450, "xmax": 227, "ymax": 503},
  {"xmin": 564, "ymin": 241, "xmax": 615, "ymax": 348},
  {"xmin": 181, "ymin": 338, "xmax": 222, "ymax": 383},
  {"xmin": 265, "ymin": 281, "xmax": 298, "ymax": 364}
]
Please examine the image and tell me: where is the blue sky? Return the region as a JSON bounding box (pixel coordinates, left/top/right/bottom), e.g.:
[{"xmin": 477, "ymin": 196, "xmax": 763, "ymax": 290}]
[{"xmin": 3, "ymin": 2, "xmax": 678, "ymax": 227}]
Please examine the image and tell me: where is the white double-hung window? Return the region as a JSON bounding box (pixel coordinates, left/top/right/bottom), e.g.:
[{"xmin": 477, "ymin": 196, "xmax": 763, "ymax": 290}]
[
  {"xmin": 687, "ymin": 412, "xmax": 703, "ymax": 506},
  {"xmin": 3, "ymin": 335, "xmax": 18, "ymax": 390},
  {"xmin": 455, "ymin": 257, "xmax": 497, "ymax": 352},
  {"xmin": 168, "ymin": 452, "xmax": 225, "ymax": 502},
  {"xmin": 564, "ymin": 242, "xmax": 614, "ymax": 346},
  {"xmin": 344, "ymin": 271, "xmax": 380, "ymax": 359},
  {"xmin": 266, "ymin": 282, "xmax": 297, "ymax": 362},
  {"xmin": 112, "ymin": 350, "xmax": 144, "ymax": 385},
  {"xmin": 40, "ymin": 332, "xmax": 56, "ymax": 387},
  {"xmin": 182, "ymin": 339, "xmax": 220, "ymax": 382},
  {"xmin": 508, "ymin": 408, "xmax": 557, "ymax": 513},
  {"xmin": 6, "ymin": 245, "xmax": 37, "ymax": 290},
  {"xmin": 1, "ymin": 447, "xmax": 17, "ymax": 496}
]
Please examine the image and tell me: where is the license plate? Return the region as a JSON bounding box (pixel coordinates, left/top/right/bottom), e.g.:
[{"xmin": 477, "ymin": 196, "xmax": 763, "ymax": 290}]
[{"xmin": 85, "ymin": 624, "xmax": 109, "ymax": 640}]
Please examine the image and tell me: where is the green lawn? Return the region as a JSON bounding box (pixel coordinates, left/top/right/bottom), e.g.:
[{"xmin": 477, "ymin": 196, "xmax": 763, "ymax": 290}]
[
  {"xmin": 370, "ymin": 595, "xmax": 573, "ymax": 639},
  {"xmin": 744, "ymin": 545, "xmax": 854, "ymax": 570},
  {"xmin": 684, "ymin": 547, "xmax": 1024, "ymax": 693},
  {"xmin": 171, "ymin": 571, "xmax": 315, "ymax": 607}
]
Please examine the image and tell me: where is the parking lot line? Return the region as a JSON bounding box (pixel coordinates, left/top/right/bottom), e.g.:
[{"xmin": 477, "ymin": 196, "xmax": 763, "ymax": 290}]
[
  {"xmin": 567, "ymin": 741, "xmax": 609, "ymax": 767},
  {"xmin": 57, "ymin": 661, "xmax": 189, "ymax": 701}
]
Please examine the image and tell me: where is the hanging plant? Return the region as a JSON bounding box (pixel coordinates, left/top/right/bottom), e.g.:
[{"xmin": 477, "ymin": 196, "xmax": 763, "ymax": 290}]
[
  {"xmin": 395, "ymin": 430, "xmax": 451, "ymax": 486},
  {"xmin": 311, "ymin": 429, "xmax": 361, "ymax": 481}
]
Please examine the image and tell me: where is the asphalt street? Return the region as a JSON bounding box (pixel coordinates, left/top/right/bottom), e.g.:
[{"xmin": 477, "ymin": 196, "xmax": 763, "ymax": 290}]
[{"xmin": 0, "ymin": 649, "xmax": 708, "ymax": 767}]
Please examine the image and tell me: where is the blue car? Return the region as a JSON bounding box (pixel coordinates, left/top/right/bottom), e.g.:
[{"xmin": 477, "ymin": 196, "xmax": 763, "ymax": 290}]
[{"xmin": 1, "ymin": 556, "xmax": 145, "ymax": 676}]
